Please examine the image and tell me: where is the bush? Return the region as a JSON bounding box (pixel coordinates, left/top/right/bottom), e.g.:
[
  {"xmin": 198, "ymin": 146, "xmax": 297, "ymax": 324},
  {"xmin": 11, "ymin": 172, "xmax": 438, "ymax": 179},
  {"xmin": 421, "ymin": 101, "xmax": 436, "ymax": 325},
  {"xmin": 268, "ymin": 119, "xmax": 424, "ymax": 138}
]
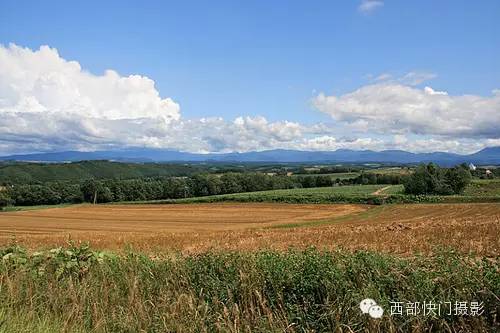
[
  {"xmin": 403, "ymin": 163, "xmax": 471, "ymax": 195},
  {"xmin": 445, "ymin": 165, "xmax": 472, "ymax": 194}
]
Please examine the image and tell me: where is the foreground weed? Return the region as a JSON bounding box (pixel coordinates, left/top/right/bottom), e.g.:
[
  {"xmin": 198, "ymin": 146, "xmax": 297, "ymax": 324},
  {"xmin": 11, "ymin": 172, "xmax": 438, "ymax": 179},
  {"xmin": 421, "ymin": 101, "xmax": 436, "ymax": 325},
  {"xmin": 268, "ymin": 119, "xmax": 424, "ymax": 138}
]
[{"xmin": 0, "ymin": 245, "xmax": 498, "ymax": 332}]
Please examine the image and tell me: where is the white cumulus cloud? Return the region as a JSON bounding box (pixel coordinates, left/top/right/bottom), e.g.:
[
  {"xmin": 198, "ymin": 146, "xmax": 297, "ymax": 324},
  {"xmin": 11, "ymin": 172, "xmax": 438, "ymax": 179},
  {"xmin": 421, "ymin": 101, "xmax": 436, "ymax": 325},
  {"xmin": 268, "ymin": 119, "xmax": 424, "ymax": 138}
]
[
  {"xmin": 0, "ymin": 44, "xmax": 498, "ymax": 156},
  {"xmin": 0, "ymin": 44, "xmax": 180, "ymax": 122},
  {"xmin": 313, "ymin": 82, "xmax": 500, "ymax": 138}
]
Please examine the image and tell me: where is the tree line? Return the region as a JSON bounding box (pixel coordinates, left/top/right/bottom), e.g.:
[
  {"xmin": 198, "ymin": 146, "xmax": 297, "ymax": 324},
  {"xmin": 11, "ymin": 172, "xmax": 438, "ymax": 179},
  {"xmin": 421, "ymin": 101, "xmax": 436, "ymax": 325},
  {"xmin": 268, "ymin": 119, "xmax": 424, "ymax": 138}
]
[
  {"xmin": 1, "ymin": 173, "xmax": 346, "ymax": 206},
  {"xmin": 0, "ymin": 164, "xmax": 479, "ymax": 208},
  {"xmin": 0, "ymin": 172, "xmax": 405, "ymax": 207},
  {"xmin": 293, "ymin": 166, "xmax": 362, "ymax": 174}
]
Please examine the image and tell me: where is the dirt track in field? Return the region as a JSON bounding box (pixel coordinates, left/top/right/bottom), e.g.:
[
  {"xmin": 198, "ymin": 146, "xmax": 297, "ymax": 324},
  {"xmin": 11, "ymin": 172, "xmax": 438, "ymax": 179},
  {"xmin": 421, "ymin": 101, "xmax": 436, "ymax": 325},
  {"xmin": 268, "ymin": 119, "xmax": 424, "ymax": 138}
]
[
  {"xmin": 0, "ymin": 203, "xmax": 364, "ymax": 234},
  {"xmin": 1, "ymin": 203, "xmax": 499, "ymax": 256}
]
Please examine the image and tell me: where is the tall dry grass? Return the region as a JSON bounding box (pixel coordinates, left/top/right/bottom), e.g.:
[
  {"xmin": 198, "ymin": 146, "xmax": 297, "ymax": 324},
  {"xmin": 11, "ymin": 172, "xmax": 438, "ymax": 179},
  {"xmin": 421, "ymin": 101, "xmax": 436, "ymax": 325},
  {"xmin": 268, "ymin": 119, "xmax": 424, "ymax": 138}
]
[{"xmin": 0, "ymin": 244, "xmax": 498, "ymax": 332}]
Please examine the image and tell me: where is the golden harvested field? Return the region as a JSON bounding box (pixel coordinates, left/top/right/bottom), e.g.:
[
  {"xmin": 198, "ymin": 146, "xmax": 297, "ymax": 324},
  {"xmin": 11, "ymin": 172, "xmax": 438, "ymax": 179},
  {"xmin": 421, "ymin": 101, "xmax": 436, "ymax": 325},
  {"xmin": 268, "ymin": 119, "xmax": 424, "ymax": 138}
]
[
  {"xmin": 0, "ymin": 203, "xmax": 364, "ymax": 234},
  {"xmin": 0, "ymin": 203, "xmax": 499, "ymax": 256}
]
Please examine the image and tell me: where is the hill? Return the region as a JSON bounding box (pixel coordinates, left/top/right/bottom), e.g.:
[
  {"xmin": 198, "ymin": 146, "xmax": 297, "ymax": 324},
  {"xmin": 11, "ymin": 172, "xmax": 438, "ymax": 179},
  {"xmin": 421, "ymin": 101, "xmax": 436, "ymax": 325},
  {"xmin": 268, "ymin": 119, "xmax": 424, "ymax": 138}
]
[{"xmin": 0, "ymin": 160, "xmax": 205, "ymax": 184}]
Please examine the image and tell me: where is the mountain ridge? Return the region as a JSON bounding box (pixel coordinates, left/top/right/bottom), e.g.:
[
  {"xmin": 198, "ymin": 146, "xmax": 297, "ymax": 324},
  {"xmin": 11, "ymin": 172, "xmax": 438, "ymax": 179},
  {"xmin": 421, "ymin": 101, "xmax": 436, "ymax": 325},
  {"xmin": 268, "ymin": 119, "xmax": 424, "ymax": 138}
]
[{"xmin": 0, "ymin": 147, "xmax": 499, "ymax": 165}]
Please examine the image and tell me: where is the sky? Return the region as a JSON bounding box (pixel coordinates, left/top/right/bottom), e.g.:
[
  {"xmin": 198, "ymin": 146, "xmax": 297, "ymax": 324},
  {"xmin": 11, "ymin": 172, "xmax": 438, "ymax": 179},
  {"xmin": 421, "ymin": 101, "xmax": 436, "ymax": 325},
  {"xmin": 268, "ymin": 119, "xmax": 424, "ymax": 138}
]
[{"xmin": 0, "ymin": 0, "xmax": 499, "ymax": 155}]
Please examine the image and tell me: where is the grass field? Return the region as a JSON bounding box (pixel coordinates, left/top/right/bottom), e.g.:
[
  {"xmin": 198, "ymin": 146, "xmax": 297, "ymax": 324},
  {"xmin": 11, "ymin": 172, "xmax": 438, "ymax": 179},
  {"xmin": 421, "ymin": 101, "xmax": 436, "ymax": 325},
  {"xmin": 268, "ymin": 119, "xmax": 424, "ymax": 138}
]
[
  {"xmin": 124, "ymin": 181, "xmax": 499, "ymax": 205},
  {"xmin": 464, "ymin": 179, "xmax": 500, "ymax": 196},
  {"xmin": 365, "ymin": 167, "xmax": 411, "ymax": 175},
  {"xmin": 154, "ymin": 184, "xmax": 389, "ymax": 204}
]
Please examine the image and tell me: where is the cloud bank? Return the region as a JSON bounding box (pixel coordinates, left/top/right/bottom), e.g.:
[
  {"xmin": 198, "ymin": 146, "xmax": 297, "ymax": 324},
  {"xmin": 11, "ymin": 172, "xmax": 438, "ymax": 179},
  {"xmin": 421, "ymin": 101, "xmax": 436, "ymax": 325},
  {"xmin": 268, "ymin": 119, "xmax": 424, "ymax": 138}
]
[
  {"xmin": 0, "ymin": 44, "xmax": 498, "ymax": 155},
  {"xmin": 313, "ymin": 83, "xmax": 500, "ymax": 138}
]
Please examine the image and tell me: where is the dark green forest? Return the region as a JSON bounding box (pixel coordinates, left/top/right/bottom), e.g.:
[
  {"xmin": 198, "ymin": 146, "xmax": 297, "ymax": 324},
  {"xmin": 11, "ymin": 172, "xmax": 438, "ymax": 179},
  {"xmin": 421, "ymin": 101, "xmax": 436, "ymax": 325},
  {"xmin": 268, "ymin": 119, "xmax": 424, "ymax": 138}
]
[
  {"xmin": 0, "ymin": 160, "xmax": 379, "ymax": 185},
  {"xmin": 0, "ymin": 160, "xmax": 208, "ymax": 184}
]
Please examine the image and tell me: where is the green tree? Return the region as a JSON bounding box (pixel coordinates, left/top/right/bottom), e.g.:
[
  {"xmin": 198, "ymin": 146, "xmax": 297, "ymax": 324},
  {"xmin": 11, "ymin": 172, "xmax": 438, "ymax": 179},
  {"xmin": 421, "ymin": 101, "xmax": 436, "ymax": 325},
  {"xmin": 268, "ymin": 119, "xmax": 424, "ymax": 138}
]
[
  {"xmin": 220, "ymin": 173, "xmax": 244, "ymax": 194},
  {"xmin": 80, "ymin": 179, "xmax": 112, "ymax": 203},
  {"xmin": 404, "ymin": 163, "xmax": 471, "ymax": 195},
  {"xmin": 0, "ymin": 191, "xmax": 13, "ymax": 209},
  {"xmin": 445, "ymin": 165, "xmax": 472, "ymax": 194}
]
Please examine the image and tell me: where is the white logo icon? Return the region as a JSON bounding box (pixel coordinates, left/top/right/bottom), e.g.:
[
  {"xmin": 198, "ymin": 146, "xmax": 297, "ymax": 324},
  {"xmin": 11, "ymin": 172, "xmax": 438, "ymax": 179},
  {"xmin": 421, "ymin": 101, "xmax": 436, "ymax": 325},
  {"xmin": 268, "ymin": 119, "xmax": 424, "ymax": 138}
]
[
  {"xmin": 360, "ymin": 298, "xmax": 384, "ymax": 319},
  {"xmin": 360, "ymin": 298, "xmax": 377, "ymax": 314}
]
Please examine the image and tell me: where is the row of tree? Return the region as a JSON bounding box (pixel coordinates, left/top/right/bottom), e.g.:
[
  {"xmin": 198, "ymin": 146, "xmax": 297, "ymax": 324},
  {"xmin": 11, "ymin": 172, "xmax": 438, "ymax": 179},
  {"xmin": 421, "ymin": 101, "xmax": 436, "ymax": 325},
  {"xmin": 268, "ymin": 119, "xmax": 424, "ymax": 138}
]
[
  {"xmin": 293, "ymin": 166, "xmax": 362, "ymax": 174},
  {"xmin": 2, "ymin": 173, "xmax": 349, "ymax": 206},
  {"xmin": 350, "ymin": 173, "xmax": 403, "ymax": 185}
]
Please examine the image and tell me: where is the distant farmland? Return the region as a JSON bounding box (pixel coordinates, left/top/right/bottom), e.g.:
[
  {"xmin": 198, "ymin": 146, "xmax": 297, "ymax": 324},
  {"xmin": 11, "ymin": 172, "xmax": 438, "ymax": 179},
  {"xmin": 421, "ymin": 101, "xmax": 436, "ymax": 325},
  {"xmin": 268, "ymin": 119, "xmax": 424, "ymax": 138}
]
[
  {"xmin": 158, "ymin": 184, "xmax": 390, "ymax": 204},
  {"xmin": 292, "ymin": 172, "xmax": 361, "ymax": 179}
]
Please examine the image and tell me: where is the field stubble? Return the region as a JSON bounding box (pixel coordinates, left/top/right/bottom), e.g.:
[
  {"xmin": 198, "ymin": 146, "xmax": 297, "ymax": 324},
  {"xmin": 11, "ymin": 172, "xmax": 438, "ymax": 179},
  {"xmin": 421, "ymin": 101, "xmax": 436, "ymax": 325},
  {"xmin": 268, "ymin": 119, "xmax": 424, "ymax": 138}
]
[{"xmin": 1, "ymin": 203, "xmax": 498, "ymax": 256}]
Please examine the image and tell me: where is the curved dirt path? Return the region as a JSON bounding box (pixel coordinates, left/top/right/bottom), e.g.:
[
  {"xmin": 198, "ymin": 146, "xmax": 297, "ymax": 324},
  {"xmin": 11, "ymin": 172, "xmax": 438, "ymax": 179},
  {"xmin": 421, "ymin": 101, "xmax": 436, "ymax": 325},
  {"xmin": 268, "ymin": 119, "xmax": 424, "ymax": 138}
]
[{"xmin": 372, "ymin": 185, "xmax": 392, "ymax": 195}]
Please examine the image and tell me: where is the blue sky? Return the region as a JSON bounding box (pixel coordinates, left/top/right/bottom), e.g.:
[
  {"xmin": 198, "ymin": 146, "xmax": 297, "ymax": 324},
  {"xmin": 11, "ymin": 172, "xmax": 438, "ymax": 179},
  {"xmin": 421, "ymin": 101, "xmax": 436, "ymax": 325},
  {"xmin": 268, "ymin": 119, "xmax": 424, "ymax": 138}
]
[{"xmin": 0, "ymin": 0, "xmax": 499, "ymax": 154}]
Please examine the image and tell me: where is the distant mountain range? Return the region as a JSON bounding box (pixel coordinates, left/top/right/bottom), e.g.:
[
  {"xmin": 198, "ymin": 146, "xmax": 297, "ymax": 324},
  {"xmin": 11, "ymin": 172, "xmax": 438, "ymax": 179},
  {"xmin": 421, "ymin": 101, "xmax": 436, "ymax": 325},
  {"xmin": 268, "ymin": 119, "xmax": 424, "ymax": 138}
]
[{"xmin": 1, "ymin": 147, "xmax": 499, "ymax": 165}]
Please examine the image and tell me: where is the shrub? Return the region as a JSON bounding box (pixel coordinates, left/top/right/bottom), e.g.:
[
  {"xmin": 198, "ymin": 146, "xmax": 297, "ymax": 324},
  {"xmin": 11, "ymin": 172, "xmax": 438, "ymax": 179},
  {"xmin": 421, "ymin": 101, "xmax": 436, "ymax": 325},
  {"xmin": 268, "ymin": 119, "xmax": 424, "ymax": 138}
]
[
  {"xmin": 445, "ymin": 165, "xmax": 472, "ymax": 194},
  {"xmin": 403, "ymin": 163, "xmax": 471, "ymax": 195}
]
